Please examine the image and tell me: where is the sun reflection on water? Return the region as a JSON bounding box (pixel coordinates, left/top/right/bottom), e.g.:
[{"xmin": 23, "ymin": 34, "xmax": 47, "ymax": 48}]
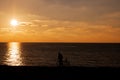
[{"xmin": 4, "ymin": 42, "xmax": 23, "ymax": 66}]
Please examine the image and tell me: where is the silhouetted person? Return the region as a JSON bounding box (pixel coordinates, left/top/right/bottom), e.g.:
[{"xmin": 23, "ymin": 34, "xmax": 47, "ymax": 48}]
[{"xmin": 57, "ymin": 51, "xmax": 63, "ymax": 66}]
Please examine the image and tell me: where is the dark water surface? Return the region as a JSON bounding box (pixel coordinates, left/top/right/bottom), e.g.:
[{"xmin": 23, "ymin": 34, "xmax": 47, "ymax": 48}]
[{"xmin": 0, "ymin": 42, "xmax": 120, "ymax": 67}]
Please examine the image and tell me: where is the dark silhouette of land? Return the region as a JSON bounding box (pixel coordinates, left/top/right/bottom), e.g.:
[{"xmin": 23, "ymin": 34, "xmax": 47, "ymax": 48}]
[{"xmin": 0, "ymin": 65, "xmax": 120, "ymax": 79}]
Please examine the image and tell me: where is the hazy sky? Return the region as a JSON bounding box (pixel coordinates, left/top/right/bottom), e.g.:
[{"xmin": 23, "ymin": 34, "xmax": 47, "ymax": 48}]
[{"xmin": 0, "ymin": 0, "xmax": 120, "ymax": 42}]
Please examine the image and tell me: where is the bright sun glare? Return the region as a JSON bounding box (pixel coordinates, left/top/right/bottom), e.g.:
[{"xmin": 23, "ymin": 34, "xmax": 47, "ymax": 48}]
[{"xmin": 10, "ymin": 19, "xmax": 18, "ymax": 27}]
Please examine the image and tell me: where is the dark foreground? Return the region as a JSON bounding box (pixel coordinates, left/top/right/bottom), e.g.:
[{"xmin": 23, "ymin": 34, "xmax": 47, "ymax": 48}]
[{"xmin": 0, "ymin": 66, "xmax": 120, "ymax": 79}]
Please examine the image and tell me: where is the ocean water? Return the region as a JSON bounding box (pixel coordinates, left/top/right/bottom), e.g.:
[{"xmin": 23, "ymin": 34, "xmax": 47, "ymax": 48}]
[{"xmin": 0, "ymin": 42, "xmax": 120, "ymax": 67}]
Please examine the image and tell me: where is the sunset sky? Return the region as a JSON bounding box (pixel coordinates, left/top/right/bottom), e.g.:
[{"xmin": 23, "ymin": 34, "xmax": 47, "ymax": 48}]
[{"xmin": 0, "ymin": 0, "xmax": 120, "ymax": 42}]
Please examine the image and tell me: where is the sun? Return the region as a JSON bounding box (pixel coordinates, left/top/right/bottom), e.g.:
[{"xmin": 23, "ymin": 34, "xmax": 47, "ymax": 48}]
[{"xmin": 10, "ymin": 19, "xmax": 18, "ymax": 27}]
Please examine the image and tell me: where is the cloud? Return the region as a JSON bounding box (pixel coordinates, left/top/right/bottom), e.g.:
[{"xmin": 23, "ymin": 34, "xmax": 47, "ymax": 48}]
[
  {"xmin": 0, "ymin": 0, "xmax": 120, "ymax": 42},
  {"xmin": 0, "ymin": 0, "xmax": 120, "ymax": 22},
  {"xmin": 18, "ymin": 16, "xmax": 120, "ymax": 41}
]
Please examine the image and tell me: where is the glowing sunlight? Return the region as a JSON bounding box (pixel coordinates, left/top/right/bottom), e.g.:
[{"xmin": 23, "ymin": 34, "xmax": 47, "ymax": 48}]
[
  {"xmin": 10, "ymin": 19, "xmax": 18, "ymax": 27},
  {"xmin": 4, "ymin": 42, "xmax": 23, "ymax": 66}
]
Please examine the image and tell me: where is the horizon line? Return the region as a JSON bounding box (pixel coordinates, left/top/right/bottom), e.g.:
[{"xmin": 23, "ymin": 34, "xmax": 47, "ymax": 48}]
[{"xmin": 0, "ymin": 41, "xmax": 120, "ymax": 43}]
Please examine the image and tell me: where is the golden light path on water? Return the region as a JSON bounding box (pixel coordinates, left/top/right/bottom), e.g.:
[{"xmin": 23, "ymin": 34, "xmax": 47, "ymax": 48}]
[{"xmin": 4, "ymin": 42, "xmax": 23, "ymax": 66}]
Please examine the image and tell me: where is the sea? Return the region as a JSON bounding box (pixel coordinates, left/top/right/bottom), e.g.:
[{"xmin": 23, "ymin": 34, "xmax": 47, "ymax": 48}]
[{"xmin": 0, "ymin": 42, "xmax": 120, "ymax": 67}]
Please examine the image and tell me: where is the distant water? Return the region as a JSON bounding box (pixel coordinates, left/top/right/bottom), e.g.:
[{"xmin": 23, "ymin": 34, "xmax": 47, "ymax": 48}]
[{"xmin": 0, "ymin": 42, "xmax": 120, "ymax": 67}]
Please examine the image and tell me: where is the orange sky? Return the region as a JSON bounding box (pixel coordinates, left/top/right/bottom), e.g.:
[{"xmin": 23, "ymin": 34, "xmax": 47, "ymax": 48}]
[{"xmin": 0, "ymin": 0, "xmax": 120, "ymax": 42}]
